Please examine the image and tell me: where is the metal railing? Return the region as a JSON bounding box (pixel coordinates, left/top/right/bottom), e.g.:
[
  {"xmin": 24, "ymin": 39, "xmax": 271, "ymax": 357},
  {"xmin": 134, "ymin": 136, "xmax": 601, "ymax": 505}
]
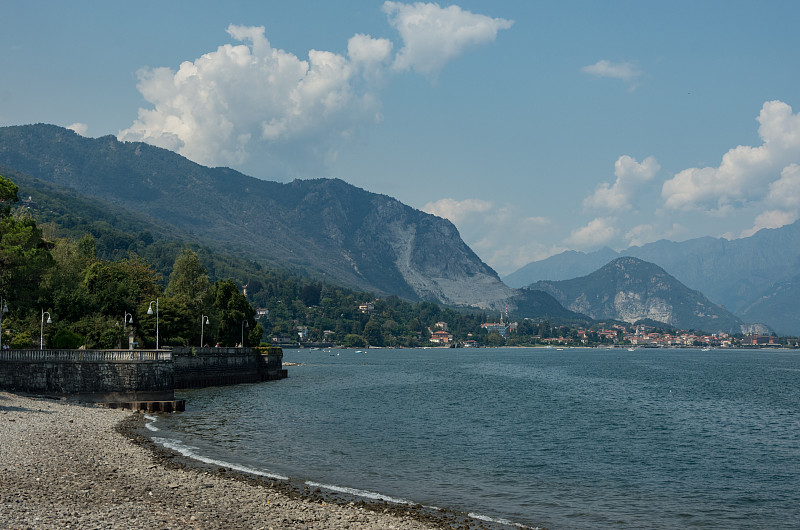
[{"xmin": 0, "ymin": 349, "xmax": 172, "ymax": 362}]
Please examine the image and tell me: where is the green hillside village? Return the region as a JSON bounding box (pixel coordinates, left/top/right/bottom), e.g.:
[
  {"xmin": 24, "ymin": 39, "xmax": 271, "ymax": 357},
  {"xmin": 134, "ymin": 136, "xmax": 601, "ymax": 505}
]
[{"xmin": 1, "ymin": 173, "xmax": 796, "ymax": 351}]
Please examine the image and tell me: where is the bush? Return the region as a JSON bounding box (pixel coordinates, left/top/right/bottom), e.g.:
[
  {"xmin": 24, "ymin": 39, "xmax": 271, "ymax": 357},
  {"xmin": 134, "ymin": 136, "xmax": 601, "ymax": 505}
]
[
  {"xmin": 51, "ymin": 327, "xmax": 84, "ymax": 349},
  {"xmin": 343, "ymin": 334, "xmax": 367, "ymax": 348}
]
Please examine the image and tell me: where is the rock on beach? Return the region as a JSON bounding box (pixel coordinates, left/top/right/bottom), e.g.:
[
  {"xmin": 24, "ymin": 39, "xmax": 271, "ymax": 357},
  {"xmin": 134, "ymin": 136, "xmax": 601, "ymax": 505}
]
[{"xmin": 0, "ymin": 391, "xmax": 468, "ymax": 529}]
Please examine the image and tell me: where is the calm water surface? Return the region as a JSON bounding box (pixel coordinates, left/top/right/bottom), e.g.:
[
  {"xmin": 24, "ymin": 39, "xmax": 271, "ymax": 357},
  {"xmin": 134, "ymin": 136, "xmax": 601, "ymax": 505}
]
[{"xmin": 148, "ymin": 348, "xmax": 800, "ymax": 528}]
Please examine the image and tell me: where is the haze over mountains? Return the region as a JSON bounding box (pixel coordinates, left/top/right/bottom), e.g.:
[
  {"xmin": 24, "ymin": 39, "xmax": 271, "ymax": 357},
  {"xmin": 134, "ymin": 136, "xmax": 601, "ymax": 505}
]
[
  {"xmin": 1, "ymin": 123, "xmax": 794, "ymax": 334},
  {"xmin": 529, "ymin": 257, "xmax": 746, "ymax": 334},
  {"xmin": 0, "ymin": 124, "xmax": 518, "ymax": 309},
  {"xmin": 505, "ymin": 224, "xmax": 800, "ymax": 335}
]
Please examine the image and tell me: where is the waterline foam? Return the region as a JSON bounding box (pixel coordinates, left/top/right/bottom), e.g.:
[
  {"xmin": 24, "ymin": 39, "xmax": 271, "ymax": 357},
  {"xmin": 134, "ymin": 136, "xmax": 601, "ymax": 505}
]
[{"xmin": 152, "ymin": 436, "xmax": 289, "ymax": 481}]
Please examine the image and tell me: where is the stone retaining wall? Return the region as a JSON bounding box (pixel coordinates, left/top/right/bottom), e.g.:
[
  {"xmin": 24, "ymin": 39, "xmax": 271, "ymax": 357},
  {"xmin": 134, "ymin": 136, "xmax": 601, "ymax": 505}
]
[
  {"xmin": 0, "ymin": 349, "xmax": 174, "ymax": 402},
  {"xmin": 172, "ymin": 347, "xmax": 284, "ymax": 388},
  {"xmin": 0, "ymin": 347, "xmax": 284, "ymax": 403}
]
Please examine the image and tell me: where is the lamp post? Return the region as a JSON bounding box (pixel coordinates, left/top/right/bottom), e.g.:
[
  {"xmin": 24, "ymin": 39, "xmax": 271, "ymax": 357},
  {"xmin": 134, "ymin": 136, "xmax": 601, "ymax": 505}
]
[
  {"xmin": 0, "ymin": 298, "xmax": 8, "ymax": 350},
  {"xmin": 200, "ymin": 315, "xmax": 209, "ymax": 347},
  {"xmin": 123, "ymin": 311, "xmax": 134, "ymax": 330},
  {"xmin": 40, "ymin": 310, "xmax": 52, "ymax": 350},
  {"xmin": 241, "ymin": 319, "xmax": 249, "ymax": 347},
  {"xmin": 147, "ymin": 298, "xmax": 159, "ymax": 349}
]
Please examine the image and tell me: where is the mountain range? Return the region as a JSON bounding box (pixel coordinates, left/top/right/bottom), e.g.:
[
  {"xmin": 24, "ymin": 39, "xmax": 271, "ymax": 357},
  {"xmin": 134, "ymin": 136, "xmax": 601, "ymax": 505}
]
[
  {"xmin": 505, "ymin": 223, "xmax": 800, "ymax": 335},
  {"xmin": 528, "ymin": 257, "xmax": 746, "ymax": 333},
  {"xmin": 0, "ymin": 124, "xmax": 515, "ymax": 309},
  {"xmin": 1, "ymin": 123, "xmax": 791, "ymax": 334}
]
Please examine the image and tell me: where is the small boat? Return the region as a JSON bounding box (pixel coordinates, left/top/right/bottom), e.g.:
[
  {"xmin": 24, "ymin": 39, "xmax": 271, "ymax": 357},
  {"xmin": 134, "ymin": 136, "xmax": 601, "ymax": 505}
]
[{"xmin": 628, "ymin": 347, "xmax": 636, "ymax": 352}]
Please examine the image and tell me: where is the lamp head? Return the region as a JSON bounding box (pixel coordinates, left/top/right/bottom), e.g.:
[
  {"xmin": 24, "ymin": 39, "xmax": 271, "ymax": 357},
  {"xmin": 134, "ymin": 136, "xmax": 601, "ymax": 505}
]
[
  {"xmin": 204, "ymin": 316, "xmax": 210, "ymax": 324},
  {"xmin": 46, "ymin": 316, "xmax": 52, "ymax": 324},
  {"xmin": 1, "ymin": 303, "xmax": 7, "ymax": 313}
]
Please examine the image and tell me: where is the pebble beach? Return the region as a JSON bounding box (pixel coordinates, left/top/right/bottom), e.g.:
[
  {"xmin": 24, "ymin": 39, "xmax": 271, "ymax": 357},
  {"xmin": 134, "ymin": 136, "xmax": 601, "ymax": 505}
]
[{"xmin": 0, "ymin": 391, "xmax": 481, "ymax": 529}]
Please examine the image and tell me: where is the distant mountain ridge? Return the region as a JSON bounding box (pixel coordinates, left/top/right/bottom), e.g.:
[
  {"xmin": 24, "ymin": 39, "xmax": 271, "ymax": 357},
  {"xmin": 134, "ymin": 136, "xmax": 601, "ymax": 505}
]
[
  {"xmin": 529, "ymin": 257, "xmax": 747, "ymax": 333},
  {"xmin": 505, "ymin": 223, "xmax": 800, "ymax": 334},
  {"xmin": 0, "ymin": 124, "xmax": 516, "ymax": 309}
]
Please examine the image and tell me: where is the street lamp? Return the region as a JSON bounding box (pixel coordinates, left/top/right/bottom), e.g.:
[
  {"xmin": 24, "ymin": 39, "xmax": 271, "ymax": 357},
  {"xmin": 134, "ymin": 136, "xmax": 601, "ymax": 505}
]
[
  {"xmin": 123, "ymin": 311, "xmax": 134, "ymax": 330},
  {"xmin": 40, "ymin": 309, "xmax": 52, "ymax": 350},
  {"xmin": 147, "ymin": 298, "xmax": 159, "ymax": 349},
  {"xmin": 241, "ymin": 319, "xmax": 249, "ymax": 347},
  {"xmin": 200, "ymin": 315, "xmax": 210, "ymax": 347},
  {"xmin": 0, "ymin": 298, "xmax": 8, "ymax": 350}
]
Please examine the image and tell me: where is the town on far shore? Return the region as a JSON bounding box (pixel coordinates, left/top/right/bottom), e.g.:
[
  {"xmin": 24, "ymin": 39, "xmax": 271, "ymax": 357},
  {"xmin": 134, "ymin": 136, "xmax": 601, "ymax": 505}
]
[{"xmin": 269, "ymin": 301, "xmax": 796, "ymax": 349}]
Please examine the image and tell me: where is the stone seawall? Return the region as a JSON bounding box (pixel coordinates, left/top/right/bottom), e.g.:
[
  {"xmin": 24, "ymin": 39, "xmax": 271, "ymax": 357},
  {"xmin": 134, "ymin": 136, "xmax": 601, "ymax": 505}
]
[
  {"xmin": 172, "ymin": 346, "xmax": 284, "ymax": 388},
  {"xmin": 0, "ymin": 349, "xmax": 174, "ymax": 402},
  {"xmin": 0, "ymin": 347, "xmax": 285, "ymax": 403}
]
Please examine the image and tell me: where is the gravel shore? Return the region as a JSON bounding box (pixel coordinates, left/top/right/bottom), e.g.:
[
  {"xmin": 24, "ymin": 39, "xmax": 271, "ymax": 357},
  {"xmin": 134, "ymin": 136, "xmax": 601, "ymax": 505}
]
[{"xmin": 0, "ymin": 391, "xmax": 485, "ymax": 529}]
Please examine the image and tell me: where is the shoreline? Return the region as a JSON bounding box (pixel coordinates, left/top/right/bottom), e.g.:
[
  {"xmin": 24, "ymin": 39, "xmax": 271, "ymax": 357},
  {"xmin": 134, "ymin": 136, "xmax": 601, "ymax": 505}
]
[{"xmin": 0, "ymin": 391, "xmax": 500, "ymax": 529}]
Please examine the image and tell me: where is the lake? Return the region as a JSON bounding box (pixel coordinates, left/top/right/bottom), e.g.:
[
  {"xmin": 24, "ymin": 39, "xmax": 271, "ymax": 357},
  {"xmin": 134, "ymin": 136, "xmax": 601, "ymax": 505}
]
[{"xmin": 146, "ymin": 347, "xmax": 800, "ymax": 528}]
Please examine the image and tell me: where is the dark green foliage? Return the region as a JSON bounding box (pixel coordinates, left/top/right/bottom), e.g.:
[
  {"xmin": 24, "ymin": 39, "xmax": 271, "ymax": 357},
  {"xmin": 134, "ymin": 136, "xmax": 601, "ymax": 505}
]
[
  {"xmin": 51, "ymin": 327, "xmax": 84, "ymax": 349},
  {"xmin": 211, "ymin": 278, "xmax": 254, "ymax": 347}
]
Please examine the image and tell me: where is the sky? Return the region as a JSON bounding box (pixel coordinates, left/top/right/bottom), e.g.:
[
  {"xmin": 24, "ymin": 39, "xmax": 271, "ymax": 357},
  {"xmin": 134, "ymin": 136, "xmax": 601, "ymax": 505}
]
[{"xmin": 2, "ymin": 1, "xmax": 800, "ymax": 276}]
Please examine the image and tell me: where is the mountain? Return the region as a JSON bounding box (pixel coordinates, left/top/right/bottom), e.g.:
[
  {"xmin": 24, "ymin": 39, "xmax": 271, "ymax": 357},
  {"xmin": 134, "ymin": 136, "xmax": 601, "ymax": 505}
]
[
  {"xmin": 528, "ymin": 257, "xmax": 746, "ymax": 333},
  {"xmin": 504, "ymin": 247, "xmax": 619, "ymax": 286},
  {"xmin": 504, "ymin": 223, "xmax": 800, "ymax": 334},
  {"xmin": 0, "ymin": 124, "xmax": 515, "ymax": 309},
  {"xmin": 738, "ymin": 274, "xmax": 800, "ymax": 336}
]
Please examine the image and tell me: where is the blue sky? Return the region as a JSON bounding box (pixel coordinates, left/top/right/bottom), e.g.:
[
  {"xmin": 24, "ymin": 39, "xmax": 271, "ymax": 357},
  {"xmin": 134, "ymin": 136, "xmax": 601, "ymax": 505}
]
[{"xmin": 2, "ymin": 1, "xmax": 800, "ymax": 275}]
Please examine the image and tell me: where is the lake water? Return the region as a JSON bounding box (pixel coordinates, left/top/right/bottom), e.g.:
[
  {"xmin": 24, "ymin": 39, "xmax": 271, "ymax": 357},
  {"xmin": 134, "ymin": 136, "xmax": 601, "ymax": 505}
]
[{"xmin": 146, "ymin": 347, "xmax": 800, "ymax": 528}]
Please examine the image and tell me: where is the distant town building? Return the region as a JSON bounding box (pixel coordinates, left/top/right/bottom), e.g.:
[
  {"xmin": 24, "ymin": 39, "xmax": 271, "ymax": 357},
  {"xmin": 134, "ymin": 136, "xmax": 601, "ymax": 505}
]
[
  {"xmin": 430, "ymin": 330, "xmax": 453, "ymax": 345},
  {"xmin": 481, "ymin": 318, "xmax": 508, "ymax": 337},
  {"xmin": 297, "ymin": 326, "xmax": 309, "ymax": 340}
]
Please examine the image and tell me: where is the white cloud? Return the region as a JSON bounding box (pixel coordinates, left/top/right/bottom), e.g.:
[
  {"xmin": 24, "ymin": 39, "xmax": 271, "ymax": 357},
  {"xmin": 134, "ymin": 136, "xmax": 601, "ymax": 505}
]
[
  {"xmin": 766, "ymin": 163, "xmax": 800, "ymax": 210},
  {"xmin": 624, "ymin": 222, "xmax": 687, "ymax": 248},
  {"xmin": 423, "ymin": 197, "xmax": 493, "ymax": 224},
  {"xmin": 383, "ymin": 1, "xmax": 513, "ymax": 76},
  {"xmin": 583, "ymin": 155, "xmax": 660, "ymax": 211},
  {"xmin": 662, "ymin": 100, "xmax": 800, "ymax": 212},
  {"xmin": 119, "ymin": 4, "xmax": 511, "ymax": 175},
  {"xmin": 740, "ymin": 209, "xmax": 798, "ymax": 238},
  {"xmin": 581, "ymin": 60, "xmax": 641, "ymax": 89},
  {"xmin": 566, "ymin": 217, "xmax": 619, "ymax": 248},
  {"xmin": 348, "ymin": 33, "xmax": 393, "ymax": 77},
  {"xmin": 739, "ymin": 163, "xmax": 800, "ymax": 237},
  {"xmin": 423, "ymin": 197, "xmax": 555, "ymax": 274},
  {"xmin": 119, "ymin": 24, "xmax": 374, "ymax": 172},
  {"xmin": 67, "ymin": 122, "xmax": 88, "ymax": 136}
]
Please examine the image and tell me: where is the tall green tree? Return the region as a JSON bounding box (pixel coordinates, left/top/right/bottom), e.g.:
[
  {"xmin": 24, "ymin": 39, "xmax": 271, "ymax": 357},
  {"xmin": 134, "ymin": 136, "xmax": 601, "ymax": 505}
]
[
  {"xmin": 0, "ymin": 207, "xmax": 54, "ymax": 310},
  {"xmin": 211, "ymin": 278, "xmax": 254, "ymax": 346},
  {"xmin": 0, "ymin": 174, "xmax": 19, "ymax": 217},
  {"xmin": 163, "ymin": 248, "xmax": 213, "ymax": 345}
]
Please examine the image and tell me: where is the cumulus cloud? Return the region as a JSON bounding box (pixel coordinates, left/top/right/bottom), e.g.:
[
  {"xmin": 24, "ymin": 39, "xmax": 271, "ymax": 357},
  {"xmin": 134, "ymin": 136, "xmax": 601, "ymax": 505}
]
[
  {"xmin": 566, "ymin": 217, "xmax": 619, "ymax": 248},
  {"xmin": 383, "ymin": 1, "xmax": 513, "ymax": 76},
  {"xmin": 118, "ymin": 3, "xmax": 511, "ymax": 175},
  {"xmin": 423, "ymin": 197, "xmax": 493, "ymax": 224},
  {"xmin": 67, "ymin": 122, "xmax": 88, "ymax": 136},
  {"xmin": 739, "ymin": 163, "xmax": 800, "ymax": 237},
  {"xmin": 423, "ymin": 197, "xmax": 555, "ymax": 274},
  {"xmin": 662, "ymin": 100, "xmax": 800, "ymax": 213},
  {"xmin": 581, "ymin": 60, "xmax": 641, "ymax": 90},
  {"xmin": 119, "ymin": 24, "xmax": 376, "ymax": 171},
  {"xmin": 624, "ymin": 223, "xmax": 688, "ymax": 248},
  {"xmin": 583, "ymin": 155, "xmax": 660, "ymax": 211}
]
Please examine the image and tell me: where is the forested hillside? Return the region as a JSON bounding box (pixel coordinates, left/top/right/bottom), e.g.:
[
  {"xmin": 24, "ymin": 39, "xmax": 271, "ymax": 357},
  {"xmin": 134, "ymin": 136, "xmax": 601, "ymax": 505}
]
[
  {"xmin": 3, "ymin": 172, "xmax": 586, "ymax": 349},
  {"xmin": 0, "ymin": 124, "xmax": 514, "ymax": 309}
]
